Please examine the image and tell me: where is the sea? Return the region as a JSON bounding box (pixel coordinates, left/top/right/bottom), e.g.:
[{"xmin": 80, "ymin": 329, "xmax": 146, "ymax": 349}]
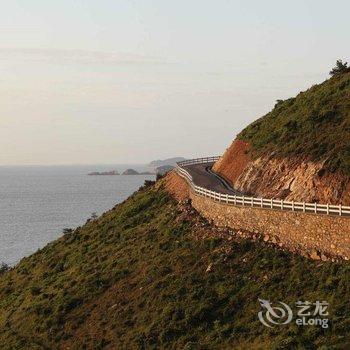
[{"xmin": 0, "ymin": 164, "xmax": 155, "ymax": 266}]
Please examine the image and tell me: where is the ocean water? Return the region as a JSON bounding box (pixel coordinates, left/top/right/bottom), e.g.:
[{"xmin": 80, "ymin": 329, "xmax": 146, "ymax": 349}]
[{"xmin": 0, "ymin": 164, "xmax": 155, "ymax": 266}]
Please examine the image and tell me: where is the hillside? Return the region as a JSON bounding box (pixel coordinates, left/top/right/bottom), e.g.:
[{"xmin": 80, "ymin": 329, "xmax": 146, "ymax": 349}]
[
  {"xmin": 0, "ymin": 181, "xmax": 349, "ymax": 349},
  {"xmin": 213, "ymin": 70, "xmax": 350, "ymax": 204}
]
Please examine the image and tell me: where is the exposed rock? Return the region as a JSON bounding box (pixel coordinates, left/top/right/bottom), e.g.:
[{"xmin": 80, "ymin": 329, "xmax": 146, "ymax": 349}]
[
  {"xmin": 310, "ymin": 250, "xmax": 321, "ymax": 260},
  {"xmin": 213, "ymin": 140, "xmax": 350, "ymax": 205},
  {"xmin": 206, "ymin": 263, "xmax": 213, "ymax": 273},
  {"xmin": 263, "ymin": 235, "xmax": 270, "ymax": 242}
]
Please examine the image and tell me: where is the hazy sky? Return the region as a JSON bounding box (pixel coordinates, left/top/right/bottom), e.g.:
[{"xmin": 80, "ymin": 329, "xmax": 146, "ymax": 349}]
[{"xmin": 1, "ymin": 1, "xmax": 349, "ymax": 165}]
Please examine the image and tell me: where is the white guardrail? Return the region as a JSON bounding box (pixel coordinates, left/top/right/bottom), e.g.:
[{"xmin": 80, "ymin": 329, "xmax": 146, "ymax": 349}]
[{"xmin": 176, "ymin": 157, "xmax": 350, "ymax": 217}]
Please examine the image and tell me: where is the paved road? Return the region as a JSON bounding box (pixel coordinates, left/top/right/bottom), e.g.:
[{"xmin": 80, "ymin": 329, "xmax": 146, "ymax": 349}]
[{"xmin": 183, "ymin": 162, "xmax": 240, "ymax": 195}]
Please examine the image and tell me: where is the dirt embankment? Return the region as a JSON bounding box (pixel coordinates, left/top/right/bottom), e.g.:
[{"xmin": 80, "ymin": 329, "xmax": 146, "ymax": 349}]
[
  {"xmin": 161, "ymin": 170, "xmax": 189, "ymax": 201},
  {"xmin": 213, "ymin": 140, "xmax": 350, "ymax": 205}
]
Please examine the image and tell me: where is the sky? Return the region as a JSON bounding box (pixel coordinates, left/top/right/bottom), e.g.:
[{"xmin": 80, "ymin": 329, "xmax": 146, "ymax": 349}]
[{"xmin": 0, "ymin": 0, "xmax": 349, "ymax": 165}]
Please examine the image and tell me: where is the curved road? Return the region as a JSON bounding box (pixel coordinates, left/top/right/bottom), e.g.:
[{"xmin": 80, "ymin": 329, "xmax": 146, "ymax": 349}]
[{"xmin": 182, "ymin": 162, "xmax": 241, "ymax": 195}]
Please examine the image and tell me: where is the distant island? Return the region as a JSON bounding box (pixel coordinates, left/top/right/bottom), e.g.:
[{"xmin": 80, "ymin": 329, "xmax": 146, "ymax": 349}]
[
  {"xmin": 88, "ymin": 157, "xmax": 186, "ymax": 176},
  {"xmin": 122, "ymin": 169, "xmax": 154, "ymax": 175},
  {"xmin": 88, "ymin": 170, "xmax": 119, "ymax": 176}
]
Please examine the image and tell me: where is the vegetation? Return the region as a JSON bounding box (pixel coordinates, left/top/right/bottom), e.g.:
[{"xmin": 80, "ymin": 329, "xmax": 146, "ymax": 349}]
[
  {"xmin": 0, "ymin": 185, "xmax": 349, "ymax": 349},
  {"xmin": 238, "ymin": 63, "xmax": 350, "ymax": 174},
  {"xmin": 329, "ymin": 60, "xmax": 349, "ymax": 76}
]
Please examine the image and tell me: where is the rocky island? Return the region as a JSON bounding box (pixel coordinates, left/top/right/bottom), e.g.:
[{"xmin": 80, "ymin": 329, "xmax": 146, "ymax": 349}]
[{"xmin": 87, "ymin": 158, "xmax": 186, "ymax": 177}]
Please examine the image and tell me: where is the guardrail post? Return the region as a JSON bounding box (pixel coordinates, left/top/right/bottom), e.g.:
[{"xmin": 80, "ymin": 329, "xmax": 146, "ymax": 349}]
[
  {"xmin": 281, "ymin": 200, "xmax": 284, "ymax": 210},
  {"xmin": 314, "ymin": 202, "xmax": 317, "ymax": 214},
  {"xmin": 251, "ymin": 197, "xmax": 254, "ymax": 207},
  {"xmin": 339, "ymin": 204, "xmax": 342, "ymax": 216},
  {"xmin": 234, "ymin": 195, "xmax": 236, "ymax": 205},
  {"xmin": 292, "ymin": 201, "xmax": 294, "ymax": 211},
  {"xmin": 226, "ymin": 194, "xmax": 229, "ymax": 204},
  {"xmin": 270, "ymin": 199, "xmax": 273, "ymax": 209},
  {"xmin": 327, "ymin": 203, "xmax": 329, "ymax": 215},
  {"xmin": 242, "ymin": 196, "xmax": 245, "ymax": 206},
  {"xmin": 261, "ymin": 198, "xmax": 263, "ymax": 208},
  {"xmin": 303, "ymin": 202, "xmax": 306, "ymax": 213}
]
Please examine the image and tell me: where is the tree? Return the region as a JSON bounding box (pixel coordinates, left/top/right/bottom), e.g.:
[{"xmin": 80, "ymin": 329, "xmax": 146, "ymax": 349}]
[
  {"xmin": 329, "ymin": 59, "xmax": 349, "ymax": 76},
  {"xmin": 0, "ymin": 262, "xmax": 10, "ymax": 275}
]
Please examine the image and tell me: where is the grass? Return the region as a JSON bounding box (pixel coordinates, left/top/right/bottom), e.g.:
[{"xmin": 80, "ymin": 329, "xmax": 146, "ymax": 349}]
[
  {"xmin": 0, "ymin": 184, "xmax": 349, "ymax": 349},
  {"xmin": 238, "ymin": 71, "xmax": 350, "ymax": 174}
]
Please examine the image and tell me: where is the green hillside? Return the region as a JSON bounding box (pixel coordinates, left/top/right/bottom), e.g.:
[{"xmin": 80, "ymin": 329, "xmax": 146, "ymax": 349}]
[
  {"xmin": 238, "ymin": 69, "xmax": 350, "ymax": 174},
  {"xmin": 0, "ymin": 183, "xmax": 349, "ymax": 349}
]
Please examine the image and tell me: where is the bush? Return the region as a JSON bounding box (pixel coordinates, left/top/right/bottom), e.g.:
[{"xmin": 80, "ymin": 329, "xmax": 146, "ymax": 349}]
[{"xmin": 62, "ymin": 228, "xmax": 73, "ymax": 235}]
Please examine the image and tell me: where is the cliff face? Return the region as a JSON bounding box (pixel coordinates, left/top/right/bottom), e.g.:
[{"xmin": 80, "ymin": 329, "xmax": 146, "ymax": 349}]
[{"xmin": 213, "ymin": 140, "xmax": 350, "ymax": 205}]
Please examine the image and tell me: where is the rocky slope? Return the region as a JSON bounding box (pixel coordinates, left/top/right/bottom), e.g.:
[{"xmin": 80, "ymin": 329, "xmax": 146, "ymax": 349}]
[
  {"xmin": 213, "ymin": 140, "xmax": 350, "ymax": 205},
  {"xmin": 213, "ymin": 70, "xmax": 350, "ymax": 205}
]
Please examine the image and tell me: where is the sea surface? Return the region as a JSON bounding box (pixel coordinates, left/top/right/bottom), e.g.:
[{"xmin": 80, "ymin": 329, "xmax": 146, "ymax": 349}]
[{"xmin": 0, "ymin": 164, "xmax": 155, "ymax": 266}]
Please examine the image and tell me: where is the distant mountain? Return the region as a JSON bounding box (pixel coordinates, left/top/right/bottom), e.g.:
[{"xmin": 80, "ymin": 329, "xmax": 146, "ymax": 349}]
[
  {"xmin": 155, "ymin": 165, "xmax": 174, "ymax": 176},
  {"xmin": 149, "ymin": 157, "xmax": 186, "ymax": 168}
]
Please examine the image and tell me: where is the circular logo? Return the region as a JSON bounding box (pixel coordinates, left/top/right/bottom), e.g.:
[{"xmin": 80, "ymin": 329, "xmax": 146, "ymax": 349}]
[{"xmin": 258, "ymin": 298, "xmax": 293, "ymax": 328}]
